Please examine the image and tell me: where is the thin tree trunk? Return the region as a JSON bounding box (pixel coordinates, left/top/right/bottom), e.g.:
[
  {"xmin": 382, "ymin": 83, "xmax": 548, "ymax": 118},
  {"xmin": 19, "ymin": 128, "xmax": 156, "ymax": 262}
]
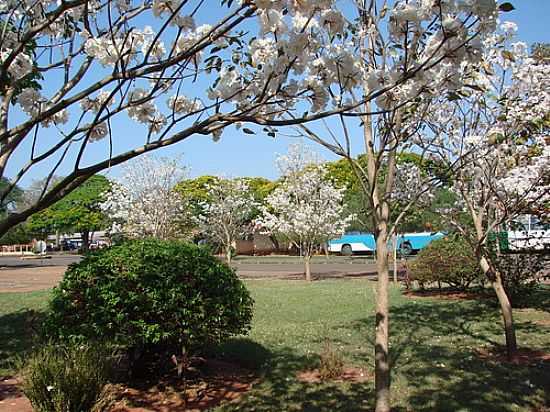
[
  {"xmin": 375, "ymin": 225, "xmax": 391, "ymax": 412},
  {"xmin": 81, "ymin": 230, "xmax": 89, "ymax": 253},
  {"xmin": 304, "ymin": 254, "xmax": 312, "ymax": 282},
  {"xmin": 225, "ymin": 245, "xmax": 232, "ymax": 265},
  {"xmin": 479, "ymin": 255, "xmax": 517, "ymax": 359}
]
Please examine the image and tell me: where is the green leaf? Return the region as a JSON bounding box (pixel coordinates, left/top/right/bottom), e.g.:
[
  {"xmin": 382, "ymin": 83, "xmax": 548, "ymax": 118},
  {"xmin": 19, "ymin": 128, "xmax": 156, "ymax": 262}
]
[
  {"xmin": 498, "ymin": 2, "xmax": 515, "ymax": 12},
  {"xmin": 242, "ymin": 128, "xmax": 255, "ymax": 135}
]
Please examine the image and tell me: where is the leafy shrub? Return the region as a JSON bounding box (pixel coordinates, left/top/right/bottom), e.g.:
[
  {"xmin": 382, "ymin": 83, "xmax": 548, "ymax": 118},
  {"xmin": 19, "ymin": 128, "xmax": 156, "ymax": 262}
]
[
  {"xmin": 410, "ymin": 235, "xmax": 483, "ymax": 290},
  {"xmin": 494, "ymin": 253, "xmax": 547, "ymax": 303},
  {"xmin": 20, "ymin": 343, "xmax": 113, "ymax": 412},
  {"xmin": 44, "ymin": 239, "xmax": 254, "ymax": 355}
]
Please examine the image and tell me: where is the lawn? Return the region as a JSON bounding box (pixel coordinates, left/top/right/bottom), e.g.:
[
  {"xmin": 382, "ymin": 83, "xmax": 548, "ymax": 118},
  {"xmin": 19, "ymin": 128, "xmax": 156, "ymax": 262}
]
[
  {"xmin": 1, "ymin": 280, "xmax": 549, "ymax": 411},
  {"xmin": 0, "ymin": 290, "xmax": 49, "ymax": 376}
]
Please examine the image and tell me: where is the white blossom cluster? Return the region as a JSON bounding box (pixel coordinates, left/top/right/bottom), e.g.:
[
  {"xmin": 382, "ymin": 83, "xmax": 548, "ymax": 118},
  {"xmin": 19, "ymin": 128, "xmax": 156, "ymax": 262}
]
[
  {"xmin": 207, "ymin": 0, "xmax": 500, "ymax": 118},
  {"xmin": 414, "ymin": 21, "xmax": 550, "ymax": 219},
  {"xmin": 83, "ymin": 26, "xmax": 166, "ymax": 67},
  {"xmin": 392, "ymin": 163, "xmax": 435, "ymax": 205},
  {"xmin": 101, "ymin": 156, "xmax": 190, "ymax": 240},
  {"xmin": 275, "ymin": 142, "xmax": 322, "ymax": 177},
  {"xmin": 16, "ymin": 89, "xmax": 69, "ymax": 127},
  {"xmin": 2, "ymin": 0, "xmax": 501, "ymax": 144},
  {"xmin": 167, "ymin": 95, "xmax": 203, "ymax": 115}
]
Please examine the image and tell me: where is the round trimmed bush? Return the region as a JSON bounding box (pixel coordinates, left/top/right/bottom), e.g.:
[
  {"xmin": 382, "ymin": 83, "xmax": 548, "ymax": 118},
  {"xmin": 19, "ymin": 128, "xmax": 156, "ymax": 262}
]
[
  {"xmin": 410, "ymin": 235, "xmax": 483, "ymax": 290},
  {"xmin": 45, "ymin": 239, "xmax": 253, "ymax": 353}
]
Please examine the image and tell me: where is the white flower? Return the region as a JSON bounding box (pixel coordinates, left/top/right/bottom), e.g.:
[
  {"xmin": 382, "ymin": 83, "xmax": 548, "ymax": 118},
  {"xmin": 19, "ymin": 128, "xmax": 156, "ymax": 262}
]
[
  {"xmin": 167, "ymin": 95, "xmax": 202, "ymax": 114},
  {"xmin": 17, "ymin": 88, "xmax": 42, "ymax": 116},
  {"xmin": 174, "ymin": 15, "xmax": 195, "ymax": 30},
  {"xmin": 258, "ymin": 9, "xmax": 287, "ymax": 35},
  {"xmin": 89, "ymin": 122, "xmax": 109, "ymax": 141},
  {"xmin": 320, "ymin": 10, "xmax": 345, "ymax": 36},
  {"xmin": 500, "ymin": 21, "xmax": 518, "ymax": 35}
]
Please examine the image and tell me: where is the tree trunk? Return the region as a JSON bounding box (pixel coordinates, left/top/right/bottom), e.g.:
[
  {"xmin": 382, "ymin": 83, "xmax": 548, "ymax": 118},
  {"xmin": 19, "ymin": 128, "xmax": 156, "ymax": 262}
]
[
  {"xmin": 81, "ymin": 230, "xmax": 90, "ymax": 253},
  {"xmin": 225, "ymin": 245, "xmax": 232, "ymax": 265},
  {"xmin": 479, "ymin": 256, "xmax": 517, "ymax": 359},
  {"xmin": 304, "ymin": 254, "xmax": 312, "ymax": 281},
  {"xmin": 375, "ymin": 227, "xmax": 391, "ymax": 412}
]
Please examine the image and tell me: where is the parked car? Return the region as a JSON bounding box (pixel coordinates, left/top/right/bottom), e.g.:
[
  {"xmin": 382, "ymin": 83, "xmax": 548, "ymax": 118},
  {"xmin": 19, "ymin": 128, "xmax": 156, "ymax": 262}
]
[{"xmin": 60, "ymin": 240, "xmax": 79, "ymax": 251}]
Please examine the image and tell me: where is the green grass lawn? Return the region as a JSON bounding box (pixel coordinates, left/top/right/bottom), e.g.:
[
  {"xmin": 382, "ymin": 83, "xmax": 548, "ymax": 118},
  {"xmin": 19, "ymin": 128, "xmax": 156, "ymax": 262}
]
[
  {"xmin": 1, "ymin": 280, "xmax": 549, "ymax": 411},
  {"xmin": 0, "ymin": 290, "xmax": 50, "ymax": 376}
]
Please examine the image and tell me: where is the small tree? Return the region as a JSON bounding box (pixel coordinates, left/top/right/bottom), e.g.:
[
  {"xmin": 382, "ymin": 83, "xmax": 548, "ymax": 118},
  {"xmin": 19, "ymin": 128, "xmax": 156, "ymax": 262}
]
[
  {"xmin": 198, "ymin": 179, "xmax": 258, "ymax": 264},
  {"xmin": 284, "ymin": 1, "xmax": 505, "ymax": 407},
  {"xmin": 102, "ymin": 156, "xmax": 191, "ymax": 240},
  {"xmin": 419, "ymin": 26, "xmax": 550, "ymax": 358},
  {"xmin": 259, "ymin": 144, "xmax": 352, "ymax": 281}
]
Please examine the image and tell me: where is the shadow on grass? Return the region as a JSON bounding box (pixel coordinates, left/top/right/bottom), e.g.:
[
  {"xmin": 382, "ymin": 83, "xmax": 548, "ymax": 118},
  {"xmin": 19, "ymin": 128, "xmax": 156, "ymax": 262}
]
[
  {"xmin": 347, "ymin": 297, "xmax": 550, "ymax": 412},
  {"xmin": 0, "ymin": 309, "xmax": 45, "ymax": 376},
  {"xmin": 212, "ymin": 292, "xmax": 550, "ymax": 411},
  {"xmin": 211, "ymin": 339, "xmax": 375, "ymax": 412}
]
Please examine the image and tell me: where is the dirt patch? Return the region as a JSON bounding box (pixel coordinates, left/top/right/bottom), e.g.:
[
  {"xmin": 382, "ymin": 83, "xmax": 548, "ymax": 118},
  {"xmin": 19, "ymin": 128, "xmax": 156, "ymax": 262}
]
[
  {"xmin": 109, "ymin": 359, "xmax": 256, "ymax": 412},
  {"xmin": 403, "ymin": 289, "xmax": 490, "ymax": 301},
  {"xmin": 530, "ymin": 318, "xmax": 550, "ymax": 327},
  {"xmin": 0, "ymin": 377, "xmax": 32, "ymax": 412},
  {"xmin": 475, "ymin": 346, "xmax": 550, "ymax": 366},
  {"xmin": 0, "ymin": 266, "xmax": 65, "ymax": 292},
  {"xmin": 296, "ymin": 367, "xmax": 371, "ymax": 384},
  {"xmin": 0, "ymin": 360, "xmax": 255, "ymax": 412}
]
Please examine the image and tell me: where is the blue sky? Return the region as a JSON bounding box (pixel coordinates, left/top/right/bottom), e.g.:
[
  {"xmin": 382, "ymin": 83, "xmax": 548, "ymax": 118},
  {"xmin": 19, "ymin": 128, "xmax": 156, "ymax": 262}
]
[{"xmin": 6, "ymin": 0, "xmax": 550, "ymax": 186}]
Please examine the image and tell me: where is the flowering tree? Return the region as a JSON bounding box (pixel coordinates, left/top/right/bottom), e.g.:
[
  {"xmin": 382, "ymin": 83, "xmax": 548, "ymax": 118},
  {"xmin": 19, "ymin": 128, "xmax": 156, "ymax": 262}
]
[
  {"xmin": 259, "ymin": 144, "xmax": 352, "ymax": 281},
  {"xmin": 198, "ymin": 178, "xmax": 258, "ymax": 264},
  {"xmin": 0, "ymin": 0, "xmax": 482, "ymax": 242},
  {"xmin": 101, "ymin": 156, "xmax": 190, "ymax": 239},
  {"xmin": 0, "ymin": 0, "xmax": 515, "ymax": 409},
  {"xmin": 271, "ymin": 1, "xmax": 508, "ymax": 410},
  {"xmin": 416, "ymin": 24, "xmax": 550, "ymax": 358}
]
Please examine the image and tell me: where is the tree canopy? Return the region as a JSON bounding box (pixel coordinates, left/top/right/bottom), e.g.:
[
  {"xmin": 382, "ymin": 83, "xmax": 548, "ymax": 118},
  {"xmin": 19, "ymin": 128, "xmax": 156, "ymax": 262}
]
[{"xmin": 27, "ymin": 175, "xmax": 111, "ymax": 239}]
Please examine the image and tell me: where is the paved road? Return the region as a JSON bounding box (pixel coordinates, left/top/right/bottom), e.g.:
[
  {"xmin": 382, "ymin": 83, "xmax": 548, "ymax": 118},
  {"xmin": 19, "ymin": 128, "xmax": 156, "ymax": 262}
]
[
  {"xmin": 0, "ymin": 255, "xmax": 385, "ymax": 292},
  {"xmin": 0, "ymin": 254, "xmax": 81, "ymax": 268}
]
